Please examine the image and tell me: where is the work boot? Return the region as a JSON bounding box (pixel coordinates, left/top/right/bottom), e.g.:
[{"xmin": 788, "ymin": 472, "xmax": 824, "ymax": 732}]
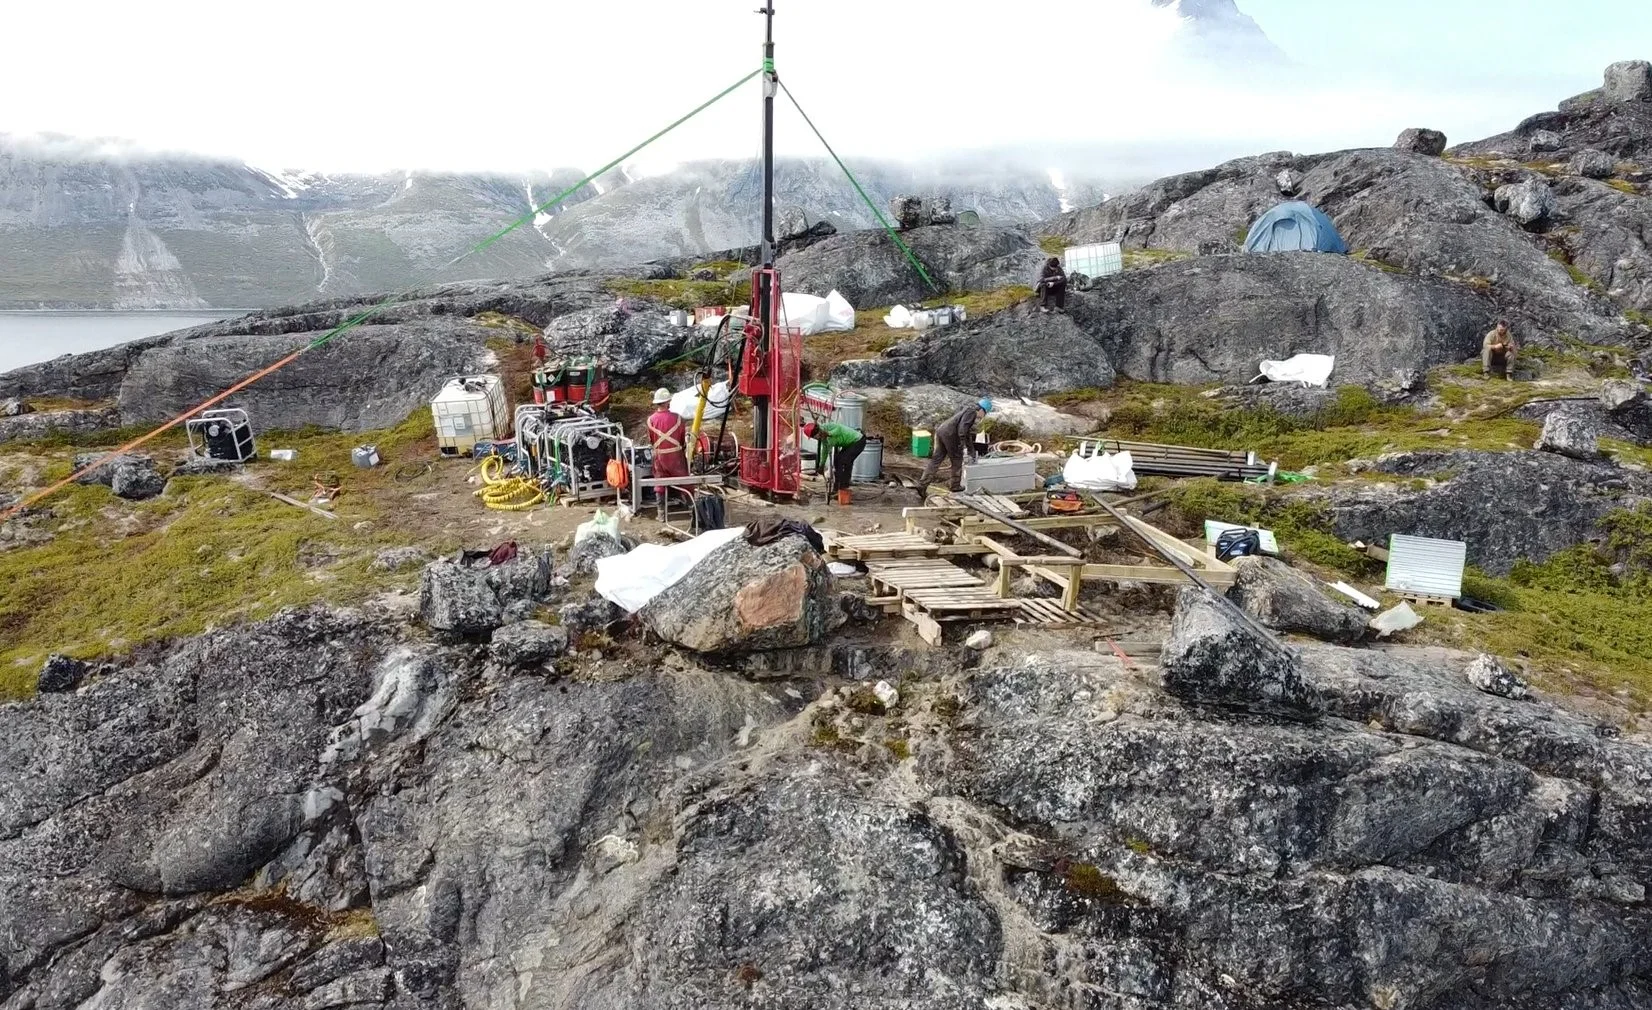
[{"xmin": 1040, "ymin": 307, "xmax": 1051, "ymax": 314}]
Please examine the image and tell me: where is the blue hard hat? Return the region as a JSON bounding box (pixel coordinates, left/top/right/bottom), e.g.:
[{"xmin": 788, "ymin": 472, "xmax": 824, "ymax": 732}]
[{"xmin": 978, "ymin": 398, "xmax": 993, "ymax": 412}]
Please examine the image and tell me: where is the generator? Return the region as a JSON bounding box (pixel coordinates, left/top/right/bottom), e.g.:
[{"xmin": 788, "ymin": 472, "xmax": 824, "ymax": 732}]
[
  {"xmin": 514, "ymin": 406, "xmax": 623, "ymax": 502},
  {"xmin": 185, "ymin": 408, "xmax": 257, "ymax": 463}
]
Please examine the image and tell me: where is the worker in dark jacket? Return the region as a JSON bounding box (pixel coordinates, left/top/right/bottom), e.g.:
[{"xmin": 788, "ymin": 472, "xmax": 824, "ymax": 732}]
[
  {"xmin": 915, "ymin": 398, "xmax": 990, "ymax": 499},
  {"xmin": 1036, "ymin": 257, "xmax": 1067, "ymax": 313}
]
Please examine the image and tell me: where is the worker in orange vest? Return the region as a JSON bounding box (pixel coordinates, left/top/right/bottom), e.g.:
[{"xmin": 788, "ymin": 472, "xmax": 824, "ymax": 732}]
[{"xmin": 645, "ymin": 387, "xmax": 689, "ymax": 479}]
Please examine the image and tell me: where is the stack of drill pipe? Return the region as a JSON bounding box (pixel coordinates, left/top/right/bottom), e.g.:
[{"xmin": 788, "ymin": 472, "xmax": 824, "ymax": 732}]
[{"xmin": 1082, "ymin": 438, "xmax": 1273, "ymax": 482}]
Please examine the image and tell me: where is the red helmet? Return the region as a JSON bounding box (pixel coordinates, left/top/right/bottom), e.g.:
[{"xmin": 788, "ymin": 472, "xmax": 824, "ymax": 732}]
[{"xmin": 802, "ymin": 421, "xmax": 819, "ymax": 438}]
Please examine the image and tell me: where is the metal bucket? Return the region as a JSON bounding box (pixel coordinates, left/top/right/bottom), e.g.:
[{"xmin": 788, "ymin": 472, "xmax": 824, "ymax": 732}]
[
  {"xmin": 833, "ymin": 391, "xmax": 867, "ymax": 431},
  {"xmin": 853, "ymin": 435, "xmax": 883, "ymax": 483}
]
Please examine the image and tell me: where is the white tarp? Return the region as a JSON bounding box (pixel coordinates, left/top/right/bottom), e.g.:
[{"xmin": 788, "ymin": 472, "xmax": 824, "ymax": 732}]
[
  {"xmin": 883, "ymin": 305, "xmax": 913, "ymax": 329},
  {"xmin": 1063, "ymin": 450, "xmax": 1137, "ymax": 491},
  {"xmin": 670, "ymin": 380, "xmax": 732, "ymax": 422},
  {"xmin": 594, "ymin": 526, "xmax": 745, "ymax": 613},
  {"xmin": 824, "ymin": 290, "xmax": 855, "ymax": 332},
  {"xmin": 1259, "ymin": 353, "xmax": 1335, "ymax": 387}
]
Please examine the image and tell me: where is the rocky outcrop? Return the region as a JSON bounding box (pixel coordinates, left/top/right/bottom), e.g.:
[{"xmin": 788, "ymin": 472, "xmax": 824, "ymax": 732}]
[
  {"xmin": 418, "ymin": 549, "xmax": 553, "ymax": 635},
  {"xmin": 832, "ymin": 303, "xmax": 1115, "ymax": 397},
  {"xmin": 487, "ymin": 619, "xmax": 569, "ymax": 667},
  {"xmin": 1535, "ymin": 409, "xmax": 1602, "ymax": 459},
  {"xmin": 1572, "ymin": 148, "xmax": 1618, "ymax": 179},
  {"xmin": 1077, "ymin": 253, "xmax": 1489, "ymax": 389},
  {"xmin": 858, "ymin": 384, "xmax": 1091, "ymax": 436},
  {"xmin": 1044, "ymin": 147, "xmax": 1624, "ymax": 345},
  {"xmin": 1513, "ymin": 388, "xmax": 1652, "ymax": 447},
  {"xmin": 1160, "ymin": 588, "xmax": 1308, "ymax": 712},
  {"xmin": 833, "ymin": 253, "xmax": 1492, "ymax": 392},
  {"xmin": 0, "ymin": 406, "xmax": 122, "ymax": 445},
  {"xmin": 1605, "ymin": 60, "xmax": 1652, "ymax": 104},
  {"xmin": 1394, "ymin": 128, "xmax": 1447, "ymax": 155},
  {"xmin": 953, "ymin": 644, "xmax": 1652, "ymax": 1009},
  {"xmin": 71, "ymin": 452, "xmax": 167, "ymax": 501},
  {"xmin": 1229, "ymin": 555, "xmax": 1370, "ymax": 644},
  {"xmin": 6, "ymin": 591, "xmax": 1652, "ymax": 1009},
  {"xmin": 776, "ymin": 224, "xmax": 1045, "ymax": 308},
  {"xmin": 1326, "ymin": 449, "xmax": 1652, "ymax": 574},
  {"xmin": 542, "ymin": 301, "xmax": 688, "ymax": 377},
  {"xmin": 1493, "ymin": 178, "xmax": 1556, "ymax": 227},
  {"xmin": 0, "ymin": 272, "xmax": 636, "ymax": 432},
  {"xmin": 1453, "ymin": 61, "xmax": 1652, "ymax": 164},
  {"xmin": 641, "ymin": 535, "xmax": 841, "ymax": 653}
]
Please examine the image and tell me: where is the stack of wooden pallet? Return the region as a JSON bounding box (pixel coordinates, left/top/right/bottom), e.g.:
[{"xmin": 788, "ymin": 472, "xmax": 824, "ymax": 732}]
[{"xmin": 1078, "ymin": 438, "xmax": 1274, "ymax": 482}]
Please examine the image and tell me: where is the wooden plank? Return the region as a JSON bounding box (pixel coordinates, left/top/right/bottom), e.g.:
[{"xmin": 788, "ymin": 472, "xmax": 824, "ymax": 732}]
[
  {"xmin": 1124, "ymin": 516, "xmax": 1199, "ymax": 568},
  {"xmin": 958, "ymin": 513, "xmax": 1116, "ymax": 532},
  {"xmin": 268, "ymin": 491, "xmax": 338, "ymax": 519},
  {"xmin": 954, "ymin": 497, "xmax": 1083, "ymax": 558}
]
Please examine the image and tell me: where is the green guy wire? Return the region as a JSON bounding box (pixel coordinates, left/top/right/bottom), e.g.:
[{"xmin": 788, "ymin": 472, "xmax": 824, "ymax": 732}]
[
  {"xmin": 291, "ymin": 67, "xmax": 765, "ymax": 355},
  {"xmin": 778, "ymin": 79, "xmax": 941, "ymax": 293}
]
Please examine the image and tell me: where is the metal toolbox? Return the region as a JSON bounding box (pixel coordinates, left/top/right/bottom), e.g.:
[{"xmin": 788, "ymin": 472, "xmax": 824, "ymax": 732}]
[{"xmin": 962, "ymin": 455, "xmax": 1038, "ymax": 493}]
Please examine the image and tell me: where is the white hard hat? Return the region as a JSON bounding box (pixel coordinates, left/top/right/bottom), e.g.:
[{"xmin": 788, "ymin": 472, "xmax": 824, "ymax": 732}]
[{"xmin": 652, "ymin": 387, "xmax": 672, "ymax": 405}]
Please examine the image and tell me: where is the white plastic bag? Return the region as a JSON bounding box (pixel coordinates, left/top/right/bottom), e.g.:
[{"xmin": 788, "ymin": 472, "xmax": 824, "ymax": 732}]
[
  {"xmin": 780, "ymin": 292, "xmax": 831, "ymax": 335},
  {"xmin": 671, "ymin": 380, "xmax": 732, "ymax": 422},
  {"xmin": 575, "ymin": 509, "xmax": 620, "ymax": 545},
  {"xmin": 1258, "ymin": 353, "xmax": 1335, "ymax": 387},
  {"xmin": 883, "ymin": 305, "xmax": 913, "ymax": 329},
  {"xmin": 594, "ymin": 527, "xmax": 745, "ymax": 612},
  {"xmin": 1063, "ymin": 450, "xmax": 1137, "ymax": 491},
  {"xmin": 824, "ymin": 289, "xmax": 856, "ymax": 332}
]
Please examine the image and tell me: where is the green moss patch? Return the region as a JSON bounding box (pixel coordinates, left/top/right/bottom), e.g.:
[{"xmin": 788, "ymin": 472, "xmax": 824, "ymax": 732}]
[
  {"xmin": 607, "ymin": 276, "xmax": 751, "ymax": 311},
  {"xmin": 1123, "ymin": 248, "xmax": 1193, "ymax": 270}
]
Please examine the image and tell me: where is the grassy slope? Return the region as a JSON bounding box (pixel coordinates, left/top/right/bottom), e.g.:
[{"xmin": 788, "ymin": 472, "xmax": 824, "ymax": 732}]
[{"xmin": 0, "ymin": 413, "xmax": 448, "ymax": 697}]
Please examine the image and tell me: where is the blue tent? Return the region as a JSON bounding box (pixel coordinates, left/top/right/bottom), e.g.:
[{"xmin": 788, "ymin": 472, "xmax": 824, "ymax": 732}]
[{"xmin": 1243, "ymin": 201, "xmax": 1348, "ymax": 254}]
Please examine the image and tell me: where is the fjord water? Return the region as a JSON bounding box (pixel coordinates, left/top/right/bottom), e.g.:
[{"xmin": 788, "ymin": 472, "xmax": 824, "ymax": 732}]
[{"xmin": 0, "ymin": 312, "xmax": 230, "ymax": 374}]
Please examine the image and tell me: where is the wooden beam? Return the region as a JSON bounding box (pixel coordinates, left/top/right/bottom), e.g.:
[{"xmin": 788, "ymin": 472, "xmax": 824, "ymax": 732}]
[
  {"xmin": 901, "ymin": 601, "xmax": 944, "ymax": 646},
  {"xmin": 958, "ymin": 513, "xmax": 1116, "ymax": 532},
  {"xmin": 954, "ymin": 497, "xmax": 1082, "ymax": 557},
  {"xmin": 267, "ymin": 491, "xmax": 337, "ymax": 520}
]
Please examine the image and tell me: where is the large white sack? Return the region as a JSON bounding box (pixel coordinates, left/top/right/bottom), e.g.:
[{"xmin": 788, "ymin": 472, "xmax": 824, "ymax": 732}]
[
  {"xmin": 595, "ymin": 527, "xmax": 745, "ymax": 613},
  {"xmin": 824, "ymin": 290, "xmax": 856, "ymax": 332},
  {"xmin": 883, "ymin": 305, "xmax": 913, "ymax": 329},
  {"xmin": 1259, "ymin": 353, "xmax": 1335, "ymax": 387},
  {"xmin": 670, "ymin": 380, "xmax": 732, "ymax": 422},
  {"xmin": 780, "ymin": 292, "xmax": 831, "ymax": 336},
  {"xmin": 1063, "ymin": 450, "xmax": 1137, "ymax": 492}
]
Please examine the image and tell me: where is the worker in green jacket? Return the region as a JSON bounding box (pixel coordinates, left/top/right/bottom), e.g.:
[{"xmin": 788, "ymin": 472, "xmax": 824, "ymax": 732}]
[{"xmin": 803, "ymin": 420, "xmax": 867, "ymax": 505}]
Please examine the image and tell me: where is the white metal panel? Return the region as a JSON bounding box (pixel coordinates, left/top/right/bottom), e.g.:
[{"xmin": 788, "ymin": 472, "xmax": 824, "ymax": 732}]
[
  {"xmin": 1064, "ymin": 242, "xmax": 1123, "ymax": 279},
  {"xmin": 1384, "ymin": 534, "xmax": 1467, "ymax": 599}
]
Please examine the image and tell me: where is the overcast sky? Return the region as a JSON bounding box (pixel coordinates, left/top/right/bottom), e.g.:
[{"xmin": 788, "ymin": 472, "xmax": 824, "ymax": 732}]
[{"xmin": 4, "ymin": 0, "xmax": 1649, "ymax": 178}]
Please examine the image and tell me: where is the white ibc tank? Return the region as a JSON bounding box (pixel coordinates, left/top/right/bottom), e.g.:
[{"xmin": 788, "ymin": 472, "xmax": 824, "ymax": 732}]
[{"xmin": 431, "ymin": 375, "xmax": 509, "ymax": 456}]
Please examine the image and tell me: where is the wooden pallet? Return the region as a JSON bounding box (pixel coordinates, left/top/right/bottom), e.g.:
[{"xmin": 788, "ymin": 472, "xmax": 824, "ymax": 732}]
[
  {"xmin": 1015, "ymin": 598, "xmax": 1108, "ymax": 627},
  {"xmin": 1399, "ymin": 593, "xmax": 1454, "ymax": 609},
  {"xmin": 932, "ymin": 492, "xmax": 1027, "ymax": 517},
  {"xmin": 866, "ymin": 558, "xmax": 987, "ymax": 603},
  {"xmin": 899, "ymin": 586, "xmax": 1022, "ymax": 646},
  {"xmin": 904, "ymin": 585, "xmax": 1024, "ymax": 616},
  {"xmin": 824, "ymin": 531, "xmax": 940, "ymax": 561}
]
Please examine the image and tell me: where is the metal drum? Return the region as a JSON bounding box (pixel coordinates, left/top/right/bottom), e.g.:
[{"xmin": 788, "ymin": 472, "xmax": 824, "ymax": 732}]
[{"xmin": 853, "ymin": 435, "xmax": 883, "ymax": 483}]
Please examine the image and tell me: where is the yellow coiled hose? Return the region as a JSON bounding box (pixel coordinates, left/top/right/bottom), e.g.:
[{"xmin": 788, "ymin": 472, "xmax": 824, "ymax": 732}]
[{"xmin": 473, "ymin": 455, "xmax": 546, "ymax": 511}]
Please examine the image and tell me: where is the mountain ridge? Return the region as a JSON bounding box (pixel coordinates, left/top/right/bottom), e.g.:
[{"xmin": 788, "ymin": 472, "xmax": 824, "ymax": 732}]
[{"xmin": 0, "ymin": 136, "xmax": 1108, "ymax": 310}]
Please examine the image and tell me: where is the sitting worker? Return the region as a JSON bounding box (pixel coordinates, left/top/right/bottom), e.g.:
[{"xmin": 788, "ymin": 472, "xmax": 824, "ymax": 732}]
[
  {"xmin": 1036, "ymin": 256, "xmax": 1067, "ymax": 314},
  {"xmin": 915, "ymin": 398, "xmax": 990, "ymax": 500},
  {"xmin": 803, "ymin": 419, "xmax": 867, "ymax": 506},
  {"xmin": 645, "ymin": 387, "xmax": 688, "ymax": 479},
  {"xmin": 1483, "ymin": 319, "xmax": 1517, "ymax": 380}
]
